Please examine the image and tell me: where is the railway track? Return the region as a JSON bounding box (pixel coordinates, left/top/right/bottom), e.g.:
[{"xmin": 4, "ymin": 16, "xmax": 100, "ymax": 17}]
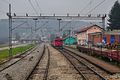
[
  {"xmin": 58, "ymin": 48, "xmax": 109, "ymax": 80},
  {"xmin": 0, "ymin": 44, "xmax": 37, "ymax": 72},
  {"xmin": 0, "ymin": 43, "xmax": 46, "ymax": 80},
  {"xmin": 26, "ymin": 45, "xmax": 50, "ymax": 80}
]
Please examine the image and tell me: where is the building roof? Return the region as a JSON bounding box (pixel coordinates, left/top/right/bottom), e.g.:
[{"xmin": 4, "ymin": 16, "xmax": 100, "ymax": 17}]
[
  {"xmin": 63, "ymin": 36, "xmax": 76, "ymax": 40},
  {"xmin": 105, "ymin": 30, "xmax": 120, "ymax": 35},
  {"xmin": 77, "ymin": 24, "xmax": 103, "ymax": 33}
]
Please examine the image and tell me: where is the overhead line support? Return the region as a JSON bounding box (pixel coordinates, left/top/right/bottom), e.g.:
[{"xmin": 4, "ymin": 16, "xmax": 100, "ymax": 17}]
[{"xmin": 7, "ymin": 4, "xmax": 12, "ymax": 59}]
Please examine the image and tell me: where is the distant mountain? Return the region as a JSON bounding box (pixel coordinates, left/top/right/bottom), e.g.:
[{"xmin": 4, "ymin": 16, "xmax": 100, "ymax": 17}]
[
  {"xmin": 0, "ymin": 19, "xmax": 103, "ymax": 44},
  {"xmin": 0, "ymin": 19, "xmax": 9, "ymax": 44}
]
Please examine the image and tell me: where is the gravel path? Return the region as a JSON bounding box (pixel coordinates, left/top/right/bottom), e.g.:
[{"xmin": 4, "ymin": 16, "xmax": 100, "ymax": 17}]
[
  {"xmin": 47, "ymin": 45, "xmax": 81, "ymax": 80},
  {"xmin": 0, "ymin": 43, "xmax": 44, "ymax": 80}
]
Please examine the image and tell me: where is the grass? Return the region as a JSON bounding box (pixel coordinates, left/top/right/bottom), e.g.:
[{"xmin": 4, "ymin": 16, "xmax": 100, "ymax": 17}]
[{"xmin": 0, "ymin": 44, "xmax": 35, "ymax": 63}]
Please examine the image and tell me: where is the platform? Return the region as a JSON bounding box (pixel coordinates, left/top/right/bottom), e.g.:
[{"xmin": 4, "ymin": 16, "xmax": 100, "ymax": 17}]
[{"xmin": 65, "ymin": 47, "xmax": 120, "ymax": 74}]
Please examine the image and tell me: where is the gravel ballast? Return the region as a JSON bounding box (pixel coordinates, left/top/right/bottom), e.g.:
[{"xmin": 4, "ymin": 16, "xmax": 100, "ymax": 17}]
[
  {"xmin": 47, "ymin": 45, "xmax": 81, "ymax": 80},
  {"xmin": 0, "ymin": 43, "xmax": 44, "ymax": 80}
]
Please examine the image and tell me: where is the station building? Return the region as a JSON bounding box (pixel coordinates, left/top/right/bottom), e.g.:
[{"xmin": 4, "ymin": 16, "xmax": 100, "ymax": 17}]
[{"xmin": 76, "ymin": 25, "xmax": 103, "ymax": 45}]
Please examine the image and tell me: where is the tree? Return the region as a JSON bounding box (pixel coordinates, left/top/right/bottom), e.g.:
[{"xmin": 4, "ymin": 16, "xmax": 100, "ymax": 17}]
[{"xmin": 108, "ymin": 0, "xmax": 120, "ymax": 30}]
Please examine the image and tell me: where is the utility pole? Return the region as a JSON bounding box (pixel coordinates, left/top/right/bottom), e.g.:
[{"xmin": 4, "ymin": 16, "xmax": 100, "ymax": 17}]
[
  {"xmin": 57, "ymin": 18, "xmax": 62, "ymax": 37},
  {"xmin": 31, "ymin": 26, "xmax": 33, "ymax": 43},
  {"xmin": 33, "ymin": 18, "xmax": 38, "ymax": 32},
  {"xmin": 33, "ymin": 18, "xmax": 38, "ymax": 43},
  {"xmin": 7, "ymin": 4, "xmax": 12, "ymax": 59},
  {"xmin": 102, "ymin": 14, "xmax": 106, "ymax": 30}
]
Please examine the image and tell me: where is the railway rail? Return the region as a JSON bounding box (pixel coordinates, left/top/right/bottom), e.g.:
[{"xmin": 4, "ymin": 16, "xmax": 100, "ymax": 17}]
[
  {"xmin": 58, "ymin": 48, "xmax": 109, "ymax": 80},
  {"xmin": 0, "ymin": 44, "xmax": 37, "ymax": 72},
  {"xmin": 0, "ymin": 43, "xmax": 45, "ymax": 80},
  {"xmin": 26, "ymin": 45, "xmax": 50, "ymax": 80}
]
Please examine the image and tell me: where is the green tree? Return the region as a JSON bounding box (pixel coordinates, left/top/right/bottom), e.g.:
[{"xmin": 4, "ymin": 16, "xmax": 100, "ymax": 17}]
[{"xmin": 108, "ymin": 0, "xmax": 120, "ymax": 30}]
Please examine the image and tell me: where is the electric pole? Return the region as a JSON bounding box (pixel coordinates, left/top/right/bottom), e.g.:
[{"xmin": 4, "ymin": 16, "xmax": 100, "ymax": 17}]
[
  {"xmin": 57, "ymin": 18, "xmax": 62, "ymax": 37},
  {"xmin": 7, "ymin": 4, "xmax": 12, "ymax": 59}
]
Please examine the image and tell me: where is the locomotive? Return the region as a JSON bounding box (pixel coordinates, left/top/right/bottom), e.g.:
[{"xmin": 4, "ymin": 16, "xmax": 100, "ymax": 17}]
[{"xmin": 51, "ymin": 37, "xmax": 63, "ymax": 48}]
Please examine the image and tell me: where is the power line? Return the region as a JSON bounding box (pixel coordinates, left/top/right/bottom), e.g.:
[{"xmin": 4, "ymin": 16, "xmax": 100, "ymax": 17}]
[
  {"xmin": 28, "ymin": 0, "xmax": 39, "ymax": 15},
  {"xmin": 80, "ymin": 0, "xmax": 92, "ymax": 14},
  {"xmin": 87, "ymin": 0, "xmax": 106, "ymax": 14},
  {"xmin": 12, "ymin": 21, "xmax": 27, "ymax": 30},
  {"xmin": 35, "ymin": 0, "xmax": 42, "ymax": 13},
  {"xmin": 35, "ymin": 21, "xmax": 49, "ymax": 31},
  {"xmin": 61, "ymin": 21, "xmax": 72, "ymax": 31},
  {"xmin": 1, "ymin": 0, "xmax": 9, "ymax": 4}
]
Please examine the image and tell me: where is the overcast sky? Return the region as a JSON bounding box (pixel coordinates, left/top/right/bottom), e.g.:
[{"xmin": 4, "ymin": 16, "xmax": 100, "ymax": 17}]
[{"xmin": 0, "ymin": 0, "xmax": 119, "ymax": 19}]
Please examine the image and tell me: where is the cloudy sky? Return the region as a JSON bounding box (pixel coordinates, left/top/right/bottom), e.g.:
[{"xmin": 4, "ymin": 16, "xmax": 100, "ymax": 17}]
[{"xmin": 0, "ymin": 0, "xmax": 118, "ymax": 19}]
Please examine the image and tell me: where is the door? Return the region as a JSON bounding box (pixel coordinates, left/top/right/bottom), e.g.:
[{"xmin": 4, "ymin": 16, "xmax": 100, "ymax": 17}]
[{"xmin": 111, "ymin": 35, "xmax": 115, "ymax": 44}]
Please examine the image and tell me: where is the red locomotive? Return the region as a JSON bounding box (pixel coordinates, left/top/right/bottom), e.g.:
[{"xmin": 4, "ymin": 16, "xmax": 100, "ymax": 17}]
[{"xmin": 51, "ymin": 37, "xmax": 63, "ymax": 48}]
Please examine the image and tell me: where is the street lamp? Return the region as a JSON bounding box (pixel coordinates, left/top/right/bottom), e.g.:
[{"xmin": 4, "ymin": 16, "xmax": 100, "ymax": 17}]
[{"xmin": 57, "ymin": 19, "xmax": 62, "ymax": 37}]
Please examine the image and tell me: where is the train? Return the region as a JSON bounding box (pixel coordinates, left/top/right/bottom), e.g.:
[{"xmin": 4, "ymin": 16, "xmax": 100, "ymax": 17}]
[
  {"xmin": 77, "ymin": 45, "xmax": 120, "ymax": 62},
  {"xmin": 51, "ymin": 37, "xmax": 63, "ymax": 48}
]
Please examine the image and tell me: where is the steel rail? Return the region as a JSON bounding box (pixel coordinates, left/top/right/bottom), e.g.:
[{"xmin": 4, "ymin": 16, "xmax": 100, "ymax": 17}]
[
  {"xmin": 43, "ymin": 46, "xmax": 50, "ymax": 80},
  {"xmin": 26, "ymin": 45, "xmax": 50, "ymax": 80},
  {"xmin": 58, "ymin": 49, "xmax": 89, "ymax": 80},
  {"xmin": 26, "ymin": 45, "xmax": 45, "ymax": 80},
  {"xmin": 0, "ymin": 45, "xmax": 37, "ymax": 72},
  {"xmin": 63, "ymin": 49, "xmax": 106, "ymax": 80}
]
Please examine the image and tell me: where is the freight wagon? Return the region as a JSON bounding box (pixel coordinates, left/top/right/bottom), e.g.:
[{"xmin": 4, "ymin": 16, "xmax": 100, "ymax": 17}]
[{"xmin": 77, "ymin": 45, "xmax": 120, "ymax": 62}]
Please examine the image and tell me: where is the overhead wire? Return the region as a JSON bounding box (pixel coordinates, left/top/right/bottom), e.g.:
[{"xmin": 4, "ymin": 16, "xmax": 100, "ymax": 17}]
[
  {"xmin": 61, "ymin": 21, "xmax": 72, "ymax": 31},
  {"xmin": 25, "ymin": 21, "xmax": 34, "ymax": 38},
  {"xmin": 28, "ymin": 0, "xmax": 39, "ymax": 15},
  {"xmin": 35, "ymin": 0, "xmax": 42, "ymax": 13},
  {"xmin": 35, "ymin": 21, "xmax": 49, "ymax": 31},
  {"xmin": 12, "ymin": 21, "xmax": 27, "ymax": 30},
  {"xmin": 80, "ymin": 0, "xmax": 92, "ymax": 14},
  {"xmin": 87, "ymin": 0, "xmax": 106, "ymax": 14}
]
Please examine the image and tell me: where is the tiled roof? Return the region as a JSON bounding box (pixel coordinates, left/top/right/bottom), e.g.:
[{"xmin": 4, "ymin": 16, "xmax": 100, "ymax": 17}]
[{"xmin": 77, "ymin": 24, "xmax": 102, "ymax": 33}]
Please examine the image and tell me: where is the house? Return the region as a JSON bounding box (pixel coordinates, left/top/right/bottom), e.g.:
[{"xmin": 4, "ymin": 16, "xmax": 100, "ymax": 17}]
[
  {"xmin": 76, "ymin": 25, "xmax": 103, "ymax": 45},
  {"xmin": 88, "ymin": 32, "xmax": 103, "ymax": 46},
  {"xmin": 88, "ymin": 30, "xmax": 120, "ymax": 46}
]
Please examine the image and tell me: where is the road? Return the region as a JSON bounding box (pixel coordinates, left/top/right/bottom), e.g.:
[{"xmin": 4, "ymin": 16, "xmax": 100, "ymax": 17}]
[{"xmin": 0, "ymin": 44, "xmax": 29, "ymax": 51}]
